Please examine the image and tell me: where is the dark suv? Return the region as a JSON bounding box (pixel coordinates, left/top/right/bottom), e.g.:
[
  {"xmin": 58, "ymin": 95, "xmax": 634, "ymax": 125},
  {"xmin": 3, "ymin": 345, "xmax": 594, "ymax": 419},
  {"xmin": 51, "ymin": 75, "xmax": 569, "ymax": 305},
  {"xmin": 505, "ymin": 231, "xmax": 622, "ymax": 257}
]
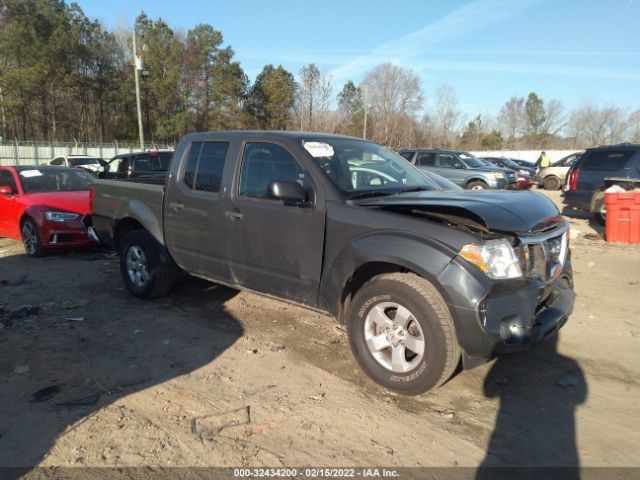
[
  {"xmin": 399, "ymin": 149, "xmax": 517, "ymax": 190},
  {"xmin": 564, "ymin": 144, "xmax": 640, "ymax": 224}
]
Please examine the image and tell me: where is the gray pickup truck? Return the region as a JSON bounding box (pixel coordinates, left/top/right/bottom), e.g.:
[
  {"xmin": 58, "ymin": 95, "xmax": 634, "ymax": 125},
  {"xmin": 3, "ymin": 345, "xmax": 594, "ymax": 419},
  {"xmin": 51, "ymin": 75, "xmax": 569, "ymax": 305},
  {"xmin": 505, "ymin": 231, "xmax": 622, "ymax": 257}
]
[{"xmin": 91, "ymin": 131, "xmax": 575, "ymax": 394}]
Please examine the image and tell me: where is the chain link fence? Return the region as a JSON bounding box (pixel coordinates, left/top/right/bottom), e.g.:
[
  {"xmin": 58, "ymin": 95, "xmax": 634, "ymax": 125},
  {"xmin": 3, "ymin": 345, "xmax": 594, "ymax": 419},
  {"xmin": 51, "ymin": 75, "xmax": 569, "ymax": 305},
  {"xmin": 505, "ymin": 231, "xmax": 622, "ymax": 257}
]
[{"xmin": 0, "ymin": 140, "xmax": 175, "ymax": 166}]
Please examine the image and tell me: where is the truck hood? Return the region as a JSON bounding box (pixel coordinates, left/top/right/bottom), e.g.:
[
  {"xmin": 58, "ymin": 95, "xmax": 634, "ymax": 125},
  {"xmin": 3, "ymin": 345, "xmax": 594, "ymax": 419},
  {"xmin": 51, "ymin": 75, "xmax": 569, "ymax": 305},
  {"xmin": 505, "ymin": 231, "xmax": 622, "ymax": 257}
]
[{"xmin": 356, "ymin": 190, "xmax": 562, "ymax": 234}]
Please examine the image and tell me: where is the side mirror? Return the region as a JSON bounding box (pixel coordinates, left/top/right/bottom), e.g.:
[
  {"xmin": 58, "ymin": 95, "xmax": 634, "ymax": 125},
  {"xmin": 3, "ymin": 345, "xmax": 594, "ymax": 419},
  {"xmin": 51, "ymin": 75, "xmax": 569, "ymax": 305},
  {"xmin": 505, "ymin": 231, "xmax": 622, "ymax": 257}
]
[
  {"xmin": 454, "ymin": 163, "xmax": 464, "ymax": 169},
  {"xmin": 0, "ymin": 185, "xmax": 14, "ymax": 196},
  {"xmin": 269, "ymin": 181, "xmax": 309, "ymax": 206}
]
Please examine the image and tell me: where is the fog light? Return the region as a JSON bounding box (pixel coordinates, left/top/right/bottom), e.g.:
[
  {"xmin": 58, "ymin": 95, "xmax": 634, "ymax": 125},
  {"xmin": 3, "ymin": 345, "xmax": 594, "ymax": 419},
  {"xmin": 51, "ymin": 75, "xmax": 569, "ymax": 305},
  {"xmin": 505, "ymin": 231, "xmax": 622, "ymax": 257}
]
[{"xmin": 500, "ymin": 317, "xmax": 526, "ymax": 344}]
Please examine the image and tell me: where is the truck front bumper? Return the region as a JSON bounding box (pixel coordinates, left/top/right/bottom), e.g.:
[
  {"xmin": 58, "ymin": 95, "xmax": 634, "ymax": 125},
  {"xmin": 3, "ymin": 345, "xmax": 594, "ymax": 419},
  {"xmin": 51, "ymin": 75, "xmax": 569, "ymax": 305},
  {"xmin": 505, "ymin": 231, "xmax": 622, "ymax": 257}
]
[{"xmin": 438, "ymin": 256, "xmax": 575, "ymax": 363}]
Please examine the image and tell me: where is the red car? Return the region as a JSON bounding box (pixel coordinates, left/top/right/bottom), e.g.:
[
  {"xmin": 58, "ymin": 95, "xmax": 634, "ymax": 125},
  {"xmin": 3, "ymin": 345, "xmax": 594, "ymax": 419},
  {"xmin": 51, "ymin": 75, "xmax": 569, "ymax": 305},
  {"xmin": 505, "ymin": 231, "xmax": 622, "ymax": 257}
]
[{"xmin": 0, "ymin": 165, "xmax": 97, "ymax": 257}]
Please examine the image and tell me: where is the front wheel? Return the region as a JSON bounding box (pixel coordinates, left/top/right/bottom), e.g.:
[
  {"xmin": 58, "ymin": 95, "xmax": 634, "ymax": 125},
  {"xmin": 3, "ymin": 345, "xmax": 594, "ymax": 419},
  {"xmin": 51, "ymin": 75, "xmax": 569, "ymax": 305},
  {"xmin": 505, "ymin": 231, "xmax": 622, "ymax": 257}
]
[
  {"xmin": 119, "ymin": 230, "xmax": 175, "ymax": 299},
  {"xmin": 21, "ymin": 218, "xmax": 46, "ymax": 257},
  {"xmin": 467, "ymin": 180, "xmax": 487, "ymax": 190},
  {"xmin": 347, "ymin": 273, "xmax": 460, "ymax": 395}
]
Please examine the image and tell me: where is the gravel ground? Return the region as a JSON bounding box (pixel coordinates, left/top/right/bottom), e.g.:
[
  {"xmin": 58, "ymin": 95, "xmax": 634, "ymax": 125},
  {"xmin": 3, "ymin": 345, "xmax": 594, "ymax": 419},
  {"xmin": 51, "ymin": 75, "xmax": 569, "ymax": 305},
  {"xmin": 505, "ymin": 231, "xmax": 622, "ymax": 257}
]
[{"xmin": 0, "ymin": 189, "xmax": 638, "ymax": 477}]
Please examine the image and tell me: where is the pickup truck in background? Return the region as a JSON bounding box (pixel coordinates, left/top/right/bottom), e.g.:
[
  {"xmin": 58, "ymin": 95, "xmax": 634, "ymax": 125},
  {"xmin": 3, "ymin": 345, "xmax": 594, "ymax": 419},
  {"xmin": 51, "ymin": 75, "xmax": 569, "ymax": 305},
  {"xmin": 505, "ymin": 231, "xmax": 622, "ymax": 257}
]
[
  {"xmin": 91, "ymin": 131, "xmax": 575, "ymax": 394},
  {"xmin": 98, "ymin": 151, "xmax": 173, "ymax": 182}
]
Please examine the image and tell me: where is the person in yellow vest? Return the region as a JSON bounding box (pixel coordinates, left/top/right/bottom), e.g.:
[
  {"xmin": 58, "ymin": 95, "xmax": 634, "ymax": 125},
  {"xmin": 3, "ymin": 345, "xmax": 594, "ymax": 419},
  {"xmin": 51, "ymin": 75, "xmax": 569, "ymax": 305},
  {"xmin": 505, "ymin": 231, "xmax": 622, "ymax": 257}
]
[{"xmin": 535, "ymin": 151, "xmax": 551, "ymax": 173}]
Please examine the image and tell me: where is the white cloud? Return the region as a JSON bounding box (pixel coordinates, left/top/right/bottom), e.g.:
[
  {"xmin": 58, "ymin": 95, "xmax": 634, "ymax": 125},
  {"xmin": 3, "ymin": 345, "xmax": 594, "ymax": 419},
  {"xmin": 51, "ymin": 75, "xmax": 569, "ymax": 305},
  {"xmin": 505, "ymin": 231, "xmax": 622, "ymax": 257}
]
[
  {"xmin": 330, "ymin": 0, "xmax": 541, "ymax": 81},
  {"xmin": 410, "ymin": 59, "xmax": 640, "ymax": 81}
]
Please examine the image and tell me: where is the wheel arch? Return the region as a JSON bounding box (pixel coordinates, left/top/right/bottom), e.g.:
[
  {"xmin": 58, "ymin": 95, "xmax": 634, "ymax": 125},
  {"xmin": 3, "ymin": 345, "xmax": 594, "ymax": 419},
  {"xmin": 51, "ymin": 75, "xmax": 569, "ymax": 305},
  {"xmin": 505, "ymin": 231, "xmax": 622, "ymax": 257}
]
[
  {"xmin": 319, "ymin": 233, "xmax": 456, "ymax": 324},
  {"xmin": 113, "ymin": 217, "xmax": 146, "ymax": 251},
  {"xmin": 464, "ymin": 177, "xmax": 488, "ymax": 188}
]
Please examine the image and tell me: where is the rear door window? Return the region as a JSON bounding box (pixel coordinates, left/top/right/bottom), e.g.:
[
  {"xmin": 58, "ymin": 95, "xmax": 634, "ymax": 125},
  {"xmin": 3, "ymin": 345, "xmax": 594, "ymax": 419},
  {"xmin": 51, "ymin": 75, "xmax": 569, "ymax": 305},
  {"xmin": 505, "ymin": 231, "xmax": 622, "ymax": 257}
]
[
  {"xmin": 582, "ymin": 150, "xmax": 635, "ymax": 170},
  {"xmin": 182, "ymin": 141, "xmax": 229, "ymax": 193},
  {"xmin": 399, "ymin": 151, "xmax": 414, "ymax": 161},
  {"xmin": 195, "ymin": 142, "xmax": 228, "ymax": 192},
  {"xmin": 416, "ymin": 152, "xmax": 436, "ymax": 166},
  {"xmin": 183, "ymin": 143, "xmax": 201, "ymax": 188}
]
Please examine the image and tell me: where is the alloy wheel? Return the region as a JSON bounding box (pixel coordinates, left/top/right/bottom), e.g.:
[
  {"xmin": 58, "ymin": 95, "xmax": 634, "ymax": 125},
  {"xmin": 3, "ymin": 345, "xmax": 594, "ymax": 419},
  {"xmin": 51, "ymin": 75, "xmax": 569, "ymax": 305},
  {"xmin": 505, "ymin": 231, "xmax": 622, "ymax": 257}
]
[{"xmin": 363, "ymin": 302, "xmax": 425, "ymax": 373}]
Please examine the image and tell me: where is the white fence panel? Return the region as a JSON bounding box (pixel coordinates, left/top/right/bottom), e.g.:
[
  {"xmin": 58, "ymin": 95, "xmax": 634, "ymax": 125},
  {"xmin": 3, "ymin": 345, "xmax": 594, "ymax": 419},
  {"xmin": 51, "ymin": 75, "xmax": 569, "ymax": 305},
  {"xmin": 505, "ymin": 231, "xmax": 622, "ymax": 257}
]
[
  {"xmin": 471, "ymin": 150, "xmax": 580, "ymax": 164},
  {"xmin": 0, "ymin": 141, "xmax": 174, "ymax": 166}
]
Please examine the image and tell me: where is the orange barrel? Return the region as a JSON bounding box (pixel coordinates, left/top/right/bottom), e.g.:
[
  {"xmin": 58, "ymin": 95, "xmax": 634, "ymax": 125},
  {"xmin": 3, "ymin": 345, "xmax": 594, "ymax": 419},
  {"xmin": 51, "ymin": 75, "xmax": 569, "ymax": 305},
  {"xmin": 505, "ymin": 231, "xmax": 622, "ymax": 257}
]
[{"xmin": 605, "ymin": 192, "xmax": 640, "ymax": 243}]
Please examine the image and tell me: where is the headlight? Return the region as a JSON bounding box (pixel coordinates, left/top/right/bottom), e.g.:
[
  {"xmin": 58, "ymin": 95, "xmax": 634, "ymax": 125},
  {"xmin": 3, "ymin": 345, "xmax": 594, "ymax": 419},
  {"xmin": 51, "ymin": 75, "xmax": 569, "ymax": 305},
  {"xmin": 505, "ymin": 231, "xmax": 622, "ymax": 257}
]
[
  {"xmin": 490, "ymin": 171, "xmax": 505, "ymax": 179},
  {"xmin": 459, "ymin": 241, "xmax": 522, "ymax": 279},
  {"xmin": 45, "ymin": 212, "xmax": 79, "ymax": 222}
]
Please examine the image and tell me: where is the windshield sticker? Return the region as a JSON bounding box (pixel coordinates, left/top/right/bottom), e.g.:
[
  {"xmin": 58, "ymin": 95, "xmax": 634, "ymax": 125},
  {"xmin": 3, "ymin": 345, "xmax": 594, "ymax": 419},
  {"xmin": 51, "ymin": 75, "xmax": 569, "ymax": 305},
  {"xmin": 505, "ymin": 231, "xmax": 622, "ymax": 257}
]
[
  {"xmin": 303, "ymin": 141, "xmax": 334, "ymax": 158},
  {"xmin": 20, "ymin": 170, "xmax": 43, "ymax": 178}
]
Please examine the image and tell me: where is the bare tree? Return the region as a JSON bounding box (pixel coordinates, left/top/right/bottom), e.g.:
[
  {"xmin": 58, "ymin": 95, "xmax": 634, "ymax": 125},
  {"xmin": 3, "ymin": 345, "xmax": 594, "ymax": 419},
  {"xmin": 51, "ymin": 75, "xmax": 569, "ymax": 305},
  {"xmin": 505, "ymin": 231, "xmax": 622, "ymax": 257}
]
[
  {"xmin": 295, "ymin": 64, "xmax": 334, "ymax": 132},
  {"xmin": 433, "ymin": 85, "xmax": 463, "ymax": 148},
  {"xmin": 361, "ymin": 63, "xmax": 423, "ymax": 148},
  {"xmin": 315, "ymin": 70, "xmax": 334, "ymax": 132},
  {"xmin": 628, "ymin": 109, "xmax": 640, "ymax": 143},
  {"xmin": 497, "ymin": 96, "xmax": 525, "ymax": 147},
  {"xmin": 542, "ymin": 99, "xmax": 566, "ymax": 136},
  {"xmin": 568, "ymin": 103, "xmax": 629, "ymax": 147}
]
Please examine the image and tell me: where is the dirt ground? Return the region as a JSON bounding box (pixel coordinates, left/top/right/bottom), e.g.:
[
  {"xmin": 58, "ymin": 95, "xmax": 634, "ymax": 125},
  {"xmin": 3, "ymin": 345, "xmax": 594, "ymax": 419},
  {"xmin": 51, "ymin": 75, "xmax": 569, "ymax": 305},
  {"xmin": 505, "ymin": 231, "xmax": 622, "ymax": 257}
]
[{"xmin": 1, "ymin": 189, "xmax": 639, "ymax": 475}]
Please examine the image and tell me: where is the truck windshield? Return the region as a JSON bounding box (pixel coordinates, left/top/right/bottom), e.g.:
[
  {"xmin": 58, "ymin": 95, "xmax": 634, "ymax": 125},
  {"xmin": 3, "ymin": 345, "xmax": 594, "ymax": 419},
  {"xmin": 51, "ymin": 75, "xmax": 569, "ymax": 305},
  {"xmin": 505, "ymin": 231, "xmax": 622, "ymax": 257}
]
[
  {"xmin": 19, "ymin": 168, "xmax": 93, "ymax": 194},
  {"xmin": 301, "ymin": 138, "xmax": 439, "ymax": 199}
]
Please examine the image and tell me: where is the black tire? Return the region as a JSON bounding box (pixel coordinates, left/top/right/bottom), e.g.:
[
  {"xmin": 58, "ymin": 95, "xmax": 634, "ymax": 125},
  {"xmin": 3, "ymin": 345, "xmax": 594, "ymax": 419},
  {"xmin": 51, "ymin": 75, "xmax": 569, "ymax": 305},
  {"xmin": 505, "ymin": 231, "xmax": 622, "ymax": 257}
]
[
  {"xmin": 347, "ymin": 272, "xmax": 460, "ymax": 395},
  {"xmin": 21, "ymin": 218, "xmax": 47, "ymax": 257},
  {"xmin": 543, "ymin": 176, "xmax": 561, "ymax": 191},
  {"xmin": 119, "ymin": 230, "xmax": 175, "ymax": 299},
  {"xmin": 466, "ymin": 180, "xmax": 488, "ymax": 190}
]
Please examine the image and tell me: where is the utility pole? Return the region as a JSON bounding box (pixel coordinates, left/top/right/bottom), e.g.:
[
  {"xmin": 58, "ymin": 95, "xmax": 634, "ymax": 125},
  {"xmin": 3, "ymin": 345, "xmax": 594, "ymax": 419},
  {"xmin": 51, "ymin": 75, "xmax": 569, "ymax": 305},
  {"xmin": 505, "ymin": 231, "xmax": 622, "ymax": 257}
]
[
  {"xmin": 0, "ymin": 86, "xmax": 6, "ymax": 140},
  {"xmin": 132, "ymin": 26, "xmax": 144, "ymax": 151},
  {"xmin": 362, "ymin": 84, "xmax": 368, "ymax": 140}
]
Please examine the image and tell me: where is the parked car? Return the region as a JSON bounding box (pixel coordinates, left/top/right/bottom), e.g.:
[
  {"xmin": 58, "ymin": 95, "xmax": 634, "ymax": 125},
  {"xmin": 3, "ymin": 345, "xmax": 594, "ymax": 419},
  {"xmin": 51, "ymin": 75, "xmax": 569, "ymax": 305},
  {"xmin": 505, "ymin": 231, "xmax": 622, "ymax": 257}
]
[
  {"xmin": 398, "ymin": 149, "xmax": 518, "ymax": 190},
  {"xmin": 564, "ymin": 144, "xmax": 640, "ymax": 225},
  {"xmin": 510, "ymin": 158, "xmax": 536, "ymax": 169},
  {"xmin": 481, "ymin": 156, "xmax": 535, "ymax": 190},
  {"xmin": 537, "ymin": 152, "xmax": 583, "ymax": 191},
  {"xmin": 0, "ymin": 166, "xmax": 97, "ymax": 256},
  {"xmin": 91, "ymin": 132, "xmax": 575, "ymax": 395},
  {"xmin": 49, "ymin": 155, "xmax": 108, "ymax": 174},
  {"xmin": 99, "ymin": 151, "xmax": 173, "ymax": 181}
]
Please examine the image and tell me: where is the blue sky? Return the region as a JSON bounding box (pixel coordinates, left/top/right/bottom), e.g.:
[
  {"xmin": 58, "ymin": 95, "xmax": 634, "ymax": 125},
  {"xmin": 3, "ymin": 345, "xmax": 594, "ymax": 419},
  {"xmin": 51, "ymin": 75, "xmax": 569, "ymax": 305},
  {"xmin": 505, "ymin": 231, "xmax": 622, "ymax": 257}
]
[{"xmin": 76, "ymin": 0, "xmax": 640, "ymax": 116}]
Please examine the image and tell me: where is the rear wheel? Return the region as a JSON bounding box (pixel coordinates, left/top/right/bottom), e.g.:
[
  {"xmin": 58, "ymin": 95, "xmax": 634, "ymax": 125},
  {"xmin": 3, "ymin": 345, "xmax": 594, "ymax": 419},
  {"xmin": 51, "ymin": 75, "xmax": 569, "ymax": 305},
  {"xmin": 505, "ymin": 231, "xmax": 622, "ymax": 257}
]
[
  {"xmin": 467, "ymin": 180, "xmax": 488, "ymax": 190},
  {"xmin": 347, "ymin": 273, "xmax": 460, "ymax": 395},
  {"xmin": 21, "ymin": 218, "xmax": 46, "ymax": 257},
  {"xmin": 543, "ymin": 176, "xmax": 561, "ymax": 191},
  {"xmin": 120, "ymin": 230, "xmax": 175, "ymax": 299},
  {"xmin": 594, "ymin": 197, "xmax": 606, "ymax": 226}
]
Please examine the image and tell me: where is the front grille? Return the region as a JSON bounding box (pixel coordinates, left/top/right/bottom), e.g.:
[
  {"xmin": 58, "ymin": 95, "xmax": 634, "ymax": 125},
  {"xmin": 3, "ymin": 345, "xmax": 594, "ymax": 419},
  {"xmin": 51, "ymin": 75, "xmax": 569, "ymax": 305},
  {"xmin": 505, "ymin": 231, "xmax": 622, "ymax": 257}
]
[{"xmin": 516, "ymin": 228, "xmax": 568, "ymax": 282}]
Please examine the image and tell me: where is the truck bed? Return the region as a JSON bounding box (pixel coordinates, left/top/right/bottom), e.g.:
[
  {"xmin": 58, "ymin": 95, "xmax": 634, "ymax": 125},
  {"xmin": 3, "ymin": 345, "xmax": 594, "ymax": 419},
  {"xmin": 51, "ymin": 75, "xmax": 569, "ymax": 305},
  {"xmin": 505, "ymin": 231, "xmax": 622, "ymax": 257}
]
[{"xmin": 92, "ymin": 178, "xmax": 165, "ymax": 246}]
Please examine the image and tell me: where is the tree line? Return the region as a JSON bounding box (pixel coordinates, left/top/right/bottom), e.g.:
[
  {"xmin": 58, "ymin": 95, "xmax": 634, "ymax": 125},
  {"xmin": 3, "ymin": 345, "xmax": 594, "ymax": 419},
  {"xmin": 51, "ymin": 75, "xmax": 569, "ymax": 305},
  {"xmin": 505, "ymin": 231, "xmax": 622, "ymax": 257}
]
[{"xmin": 1, "ymin": 0, "xmax": 639, "ymax": 150}]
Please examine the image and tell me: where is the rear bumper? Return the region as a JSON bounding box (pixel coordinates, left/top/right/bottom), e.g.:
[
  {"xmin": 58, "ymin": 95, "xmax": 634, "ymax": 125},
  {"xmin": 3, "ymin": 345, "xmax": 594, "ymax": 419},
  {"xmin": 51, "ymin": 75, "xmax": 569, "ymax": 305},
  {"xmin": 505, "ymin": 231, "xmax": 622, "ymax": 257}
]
[
  {"xmin": 563, "ymin": 190, "xmax": 593, "ymax": 211},
  {"xmin": 438, "ymin": 255, "xmax": 574, "ymax": 363}
]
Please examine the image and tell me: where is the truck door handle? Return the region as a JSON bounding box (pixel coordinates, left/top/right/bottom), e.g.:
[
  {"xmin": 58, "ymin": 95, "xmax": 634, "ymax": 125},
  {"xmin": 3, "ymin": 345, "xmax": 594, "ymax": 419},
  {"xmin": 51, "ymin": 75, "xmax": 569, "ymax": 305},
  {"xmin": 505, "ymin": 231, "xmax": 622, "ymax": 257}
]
[
  {"xmin": 169, "ymin": 201, "xmax": 184, "ymax": 212},
  {"xmin": 224, "ymin": 210, "xmax": 244, "ymax": 221}
]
